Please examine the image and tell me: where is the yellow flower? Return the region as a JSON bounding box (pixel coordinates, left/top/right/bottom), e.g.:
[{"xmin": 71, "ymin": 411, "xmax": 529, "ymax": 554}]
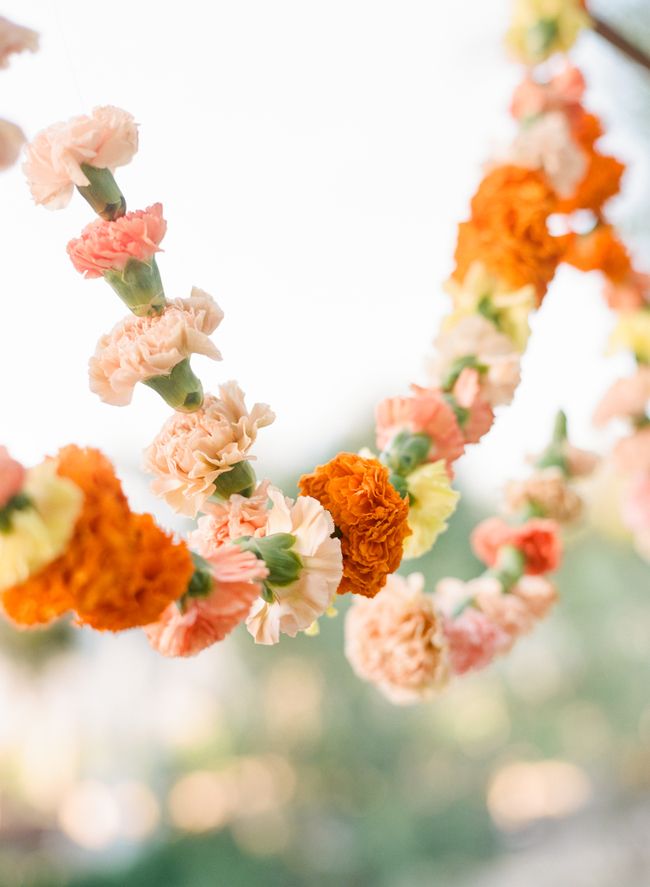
[
  {"xmin": 0, "ymin": 461, "xmax": 83, "ymax": 593},
  {"xmin": 403, "ymin": 461, "xmax": 460, "ymax": 559},
  {"xmin": 443, "ymin": 263, "xmax": 536, "ymax": 352},
  {"xmin": 609, "ymin": 310, "xmax": 650, "ymax": 364},
  {"xmin": 506, "ymin": 0, "xmax": 591, "ymax": 64}
]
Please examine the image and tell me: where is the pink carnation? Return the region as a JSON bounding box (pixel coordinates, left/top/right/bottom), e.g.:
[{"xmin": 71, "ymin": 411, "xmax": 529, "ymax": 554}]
[
  {"xmin": 613, "ymin": 428, "xmax": 650, "ymax": 475},
  {"xmin": 143, "ymin": 381, "xmax": 275, "ymax": 517},
  {"xmin": 452, "ymin": 367, "xmax": 495, "ymax": 444},
  {"xmin": 0, "ymin": 119, "xmax": 25, "ymax": 171},
  {"xmin": 376, "ymin": 384, "xmax": 465, "ymax": 467},
  {"xmin": 344, "ymin": 572, "xmax": 448, "ymax": 704},
  {"xmin": 189, "ymin": 482, "xmax": 270, "ymax": 554},
  {"xmin": 473, "ymin": 583, "xmax": 536, "ymax": 653},
  {"xmin": 145, "ymin": 543, "xmax": 268, "ymax": 657},
  {"xmin": 89, "ymin": 287, "xmax": 223, "ymax": 406},
  {"xmin": 594, "ymin": 367, "xmax": 650, "ymax": 427},
  {"xmin": 23, "ymin": 106, "xmax": 138, "ymax": 209},
  {"xmin": 471, "ymin": 516, "xmax": 562, "ymax": 575},
  {"xmin": 510, "ymin": 64, "xmax": 585, "ymax": 120},
  {"xmin": 0, "ymin": 16, "xmax": 38, "ymax": 69},
  {"xmin": 0, "ymin": 446, "xmax": 26, "ymax": 509},
  {"xmin": 68, "ymin": 203, "xmax": 166, "ymax": 278},
  {"xmin": 444, "ymin": 608, "xmax": 504, "ymax": 675}
]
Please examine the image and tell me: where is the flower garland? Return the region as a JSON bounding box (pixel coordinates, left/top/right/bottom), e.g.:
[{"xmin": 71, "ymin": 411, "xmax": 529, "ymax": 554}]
[{"xmin": 2, "ymin": 1, "xmax": 647, "ymax": 705}]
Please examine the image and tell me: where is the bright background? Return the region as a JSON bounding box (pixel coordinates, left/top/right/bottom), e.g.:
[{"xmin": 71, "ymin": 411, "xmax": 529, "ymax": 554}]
[{"xmin": 0, "ymin": 1, "xmax": 649, "ymax": 885}]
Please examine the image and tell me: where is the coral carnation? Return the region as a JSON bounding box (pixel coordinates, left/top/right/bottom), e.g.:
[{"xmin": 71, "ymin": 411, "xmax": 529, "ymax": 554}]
[
  {"xmin": 67, "ymin": 203, "xmax": 167, "ymax": 278},
  {"xmin": 471, "ymin": 516, "xmax": 562, "ymax": 575},
  {"xmin": 299, "ymin": 452, "xmax": 411, "ymax": 598}
]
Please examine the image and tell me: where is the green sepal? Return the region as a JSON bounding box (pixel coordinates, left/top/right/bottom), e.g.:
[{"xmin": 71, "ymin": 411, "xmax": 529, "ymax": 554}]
[
  {"xmin": 143, "ymin": 358, "xmax": 204, "ymax": 412},
  {"xmin": 236, "ymin": 533, "xmax": 302, "ymax": 588},
  {"xmin": 212, "ymin": 461, "xmax": 257, "ymax": 500},
  {"xmin": 104, "ymin": 256, "xmax": 166, "ymax": 317},
  {"xmin": 0, "ymin": 492, "xmax": 33, "ymax": 534},
  {"xmin": 77, "ymin": 164, "xmax": 126, "ymax": 220}
]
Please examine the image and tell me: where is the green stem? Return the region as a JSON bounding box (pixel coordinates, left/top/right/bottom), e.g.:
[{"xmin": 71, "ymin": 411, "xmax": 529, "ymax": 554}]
[
  {"xmin": 77, "ymin": 164, "xmax": 126, "ymax": 220},
  {"xmin": 143, "ymin": 358, "xmax": 204, "ymax": 412}
]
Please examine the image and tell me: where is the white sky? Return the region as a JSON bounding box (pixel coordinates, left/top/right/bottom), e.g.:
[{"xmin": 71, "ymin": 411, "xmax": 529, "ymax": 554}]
[{"xmin": 0, "ymin": 0, "xmax": 645, "ymax": 523}]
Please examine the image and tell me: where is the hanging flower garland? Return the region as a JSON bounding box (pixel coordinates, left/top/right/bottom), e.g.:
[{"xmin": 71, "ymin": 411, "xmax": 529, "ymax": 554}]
[{"xmin": 2, "ymin": 1, "xmax": 648, "ymax": 704}]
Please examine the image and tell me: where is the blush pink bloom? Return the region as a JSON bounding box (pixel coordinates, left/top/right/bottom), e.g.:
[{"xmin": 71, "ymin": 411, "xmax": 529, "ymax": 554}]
[
  {"xmin": 444, "ymin": 607, "xmax": 504, "ymax": 675},
  {"xmin": 513, "ymin": 575, "xmax": 558, "ymax": 620},
  {"xmin": 0, "ymin": 446, "xmax": 26, "ymax": 509},
  {"xmin": 143, "ymin": 381, "xmax": 275, "ymax": 517},
  {"xmin": 89, "ymin": 287, "xmax": 223, "ymax": 406},
  {"xmin": 145, "ymin": 543, "xmax": 268, "ymax": 657},
  {"xmin": 564, "ymin": 445, "xmax": 599, "ymax": 478},
  {"xmin": 345, "ymin": 572, "xmax": 449, "ymax": 704},
  {"xmin": 603, "ymin": 272, "xmax": 649, "ymax": 312},
  {"xmin": 430, "ymin": 315, "xmax": 521, "ymax": 407},
  {"xmin": 0, "ymin": 16, "xmax": 38, "ymax": 69},
  {"xmin": 452, "ymin": 367, "xmax": 495, "ymax": 444},
  {"xmin": 0, "ymin": 119, "xmax": 25, "ymax": 171},
  {"xmin": 613, "ymin": 428, "xmax": 650, "ymax": 475},
  {"xmin": 191, "ymin": 482, "xmax": 270, "ymax": 553},
  {"xmin": 23, "ymin": 106, "xmax": 138, "ymax": 209},
  {"xmin": 510, "ymin": 64, "xmax": 585, "ymax": 120},
  {"xmin": 376, "ymin": 384, "xmax": 465, "ymax": 467},
  {"xmin": 594, "ymin": 367, "xmax": 650, "ymax": 427},
  {"xmin": 623, "ymin": 472, "xmax": 650, "ymax": 535},
  {"xmin": 473, "ymin": 582, "xmax": 537, "ymax": 653},
  {"xmin": 471, "ymin": 516, "xmax": 562, "ymax": 575},
  {"xmin": 67, "ymin": 203, "xmax": 166, "ymax": 278}
]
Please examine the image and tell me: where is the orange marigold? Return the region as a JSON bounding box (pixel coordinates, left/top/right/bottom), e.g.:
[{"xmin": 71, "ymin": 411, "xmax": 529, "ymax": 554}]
[
  {"xmin": 2, "ymin": 446, "xmax": 194, "ymax": 631},
  {"xmin": 564, "ymin": 224, "xmax": 632, "ymax": 283},
  {"xmin": 453, "ymin": 165, "xmax": 563, "ymax": 303},
  {"xmin": 299, "ymin": 453, "xmax": 411, "ymax": 599},
  {"xmin": 558, "ymin": 111, "xmax": 625, "ymax": 213}
]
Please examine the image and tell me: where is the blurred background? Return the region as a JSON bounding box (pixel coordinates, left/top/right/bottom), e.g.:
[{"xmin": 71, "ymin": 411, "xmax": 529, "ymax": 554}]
[{"xmin": 0, "ymin": 0, "xmax": 649, "ymax": 884}]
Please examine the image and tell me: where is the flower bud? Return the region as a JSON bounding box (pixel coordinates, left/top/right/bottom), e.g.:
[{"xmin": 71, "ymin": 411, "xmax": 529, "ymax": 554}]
[
  {"xmin": 104, "ymin": 256, "xmax": 166, "ymax": 316},
  {"xmin": 77, "ymin": 163, "xmax": 126, "ymax": 220},
  {"xmin": 382, "ymin": 430, "xmax": 431, "ymax": 477},
  {"xmin": 143, "ymin": 358, "xmax": 204, "ymax": 412}
]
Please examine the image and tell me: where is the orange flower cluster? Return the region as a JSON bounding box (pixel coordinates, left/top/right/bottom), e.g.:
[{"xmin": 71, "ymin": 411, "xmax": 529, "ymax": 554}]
[
  {"xmin": 2, "ymin": 446, "xmax": 194, "ymax": 631},
  {"xmin": 299, "ymin": 453, "xmax": 411, "ymax": 599},
  {"xmin": 564, "ymin": 223, "xmax": 632, "ymax": 282},
  {"xmin": 453, "ymin": 165, "xmax": 564, "ymax": 303},
  {"xmin": 557, "ymin": 112, "xmax": 625, "ymax": 214}
]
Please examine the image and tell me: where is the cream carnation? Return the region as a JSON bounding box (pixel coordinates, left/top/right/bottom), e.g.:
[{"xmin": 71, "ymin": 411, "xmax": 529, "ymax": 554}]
[
  {"xmin": 246, "ymin": 488, "xmax": 343, "ymax": 645},
  {"xmin": 23, "ymin": 106, "xmax": 138, "ymax": 209},
  {"xmin": 89, "ymin": 287, "xmax": 223, "ymax": 406},
  {"xmin": 143, "ymin": 381, "xmax": 275, "ymax": 517},
  {"xmin": 344, "ymin": 572, "xmax": 449, "ymax": 704}
]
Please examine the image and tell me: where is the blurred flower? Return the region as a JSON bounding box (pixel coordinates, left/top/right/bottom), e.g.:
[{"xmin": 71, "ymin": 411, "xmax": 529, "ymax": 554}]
[
  {"xmin": 345, "ymin": 572, "xmax": 448, "ymax": 704},
  {"xmin": 0, "ymin": 445, "xmax": 26, "ymax": 509},
  {"xmin": 299, "ymin": 453, "xmax": 411, "ymax": 598},
  {"xmin": 471, "ymin": 516, "xmax": 562, "ymax": 575},
  {"xmin": 0, "ymin": 15, "xmax": 38, "ymax": 68},
  {"xmin": 89, "ymin": 287, "xmax": 222, "ymax": 406},
  {"xmin": 0, "ymin": 460, "xmax": 82, "ymax": 593},
  {"xmin": 452, "ymin": 166, "xmax": 563, "ymax": 303},
  {"xmin": 505, "ymin": 467, "xmax": 583, "ymax": 524},
  {"xmin": 609, "ymin": 310, "xmax": 650, "ymax": 364},
  {"xmin": 67, "ymin": 203, "xmax": 166, "ymax": 278},
  {"xmin": 510, "ymin": 64, "xmax": 585, "ymax": 120},
  {"xmin": 623, "ymin": 472, "xmax": 650, "ymax": 536},
  {"xmin": 403, "ymin": 460, "xmax": 459, "ymax": 559},
  {"xmin": 564, "ymin": 444, "xmax": 599, "ymax": 478},
  {"xmin": 23, "ymin": 106, "xmax": 138, "ymax": 209},
  {"xmin": 145, "ymin": 544, "xmax": 267, "ymax": 657},
  {"xmin": 144, "ymin": 382, "xmax": 275, "ymax": 517},
  {"xmin": 245, "ymin": 489, "xmax": 343, "ymax": 644},
  {"xmin": 613, "ymin": 428, "xmax": 650, "ymax": 475},
  {"xmin": 376, "ymin": 384, "xmax": 465, "ymax": 466},
  {"xmin": 2, "ymin": 447, "xmax": 193, "ymax": 630},
  {"xmin": 452, "ymin": 367, "xmax": 494, "ymax": 444},
  {"xmin": 565, "ymin": 224, "xmax": 631, "ymax": 281},
  {"xmin": 0, "ymin": 119, "xmax": 25, "ymax": 171},
  {"xmin": 430, "ymin": 314, "xmax": 521, "ymax": 407},
  {"xmin": 506, "ymin": 0, "xmax": 590, "ymax": 65},
  {"xmin": 444, "ymin": 262, "xmax": 537, "ymax": 352},
  {"xmin": 594, "ymin": 367, "xmax": 650, "ymax": 427},
  {"xmin": 603, "ymin": 272, "xmax": 649, "ymax": 312},
  {"xmin": 444, "ymin": 606, "xmax": 505, "ymax": 675}
]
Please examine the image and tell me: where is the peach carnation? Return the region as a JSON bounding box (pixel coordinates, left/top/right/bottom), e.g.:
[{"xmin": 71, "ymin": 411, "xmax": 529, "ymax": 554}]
[
  {"xmin": 67, "ymin": 203, "xmax": 166, "ymax": 278},
  {"xmin": 23, "ymin": 106, "xmax": 138, "ymax": 209},
  {"xmin": 344, "ymin": 572, "xmax": 448, "ymax": 704},
  {"xmin": 594, "ymin": 367, "xmax": 650, "ymax": 427},
  {"xmin": 144, "ymin": 381, "xmax": 275, "ymax": 517},
  {"xmin": 471, "ymin": 516, "xmax": 562, "ymax": 575},
  {"xmin": 145, "ymin": 543, "xmax": 268, "ymax": 657},
  {"xmin": 623, "ymin": 473, "xmax": 650, "ymax": 539},
  {"xmin": 192, "ymin": 481, "xmax": 270, "ymax": 554},
  {"xmin": 564, "ymin": 445, "xmax": 599, "ymax": 478},
  {"xmin": 510, "ymin": 65, "xmax": 585, "ymax": 121},
  {"xmin": 430, "ymin": 314, "xmax": 521, "ymax": 408},
  {"xmin": 89, "ymin": 287, "xmax": 223, "ymax": 406},
  {"xmin": 299, "ymin": 452, "xmax": 411, "ymax": 598},
  {"xmin": 0, "ymin": 446, "xmax": 26, "ymax": 509},
  {"xmin": 0, "ymin": 119, "xmax": 25, "ymax": 171},
  {"xmin": 0, "ymin": 16, "xmax": 38, "ymax": 69},
  {"xmin": 505, "ymin": 468, "xmax": 583, "ymax": 524},
  {"xmin": 452, "ymin": 367, "xmax": 494, "ymax": 444},
  {"xmin": 376, "ymin": 384, "xmax": 465, "ymax": 467},
  {"xmin": 613, "ymin": 428, "xmax": 650, "ymax": 476}
]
